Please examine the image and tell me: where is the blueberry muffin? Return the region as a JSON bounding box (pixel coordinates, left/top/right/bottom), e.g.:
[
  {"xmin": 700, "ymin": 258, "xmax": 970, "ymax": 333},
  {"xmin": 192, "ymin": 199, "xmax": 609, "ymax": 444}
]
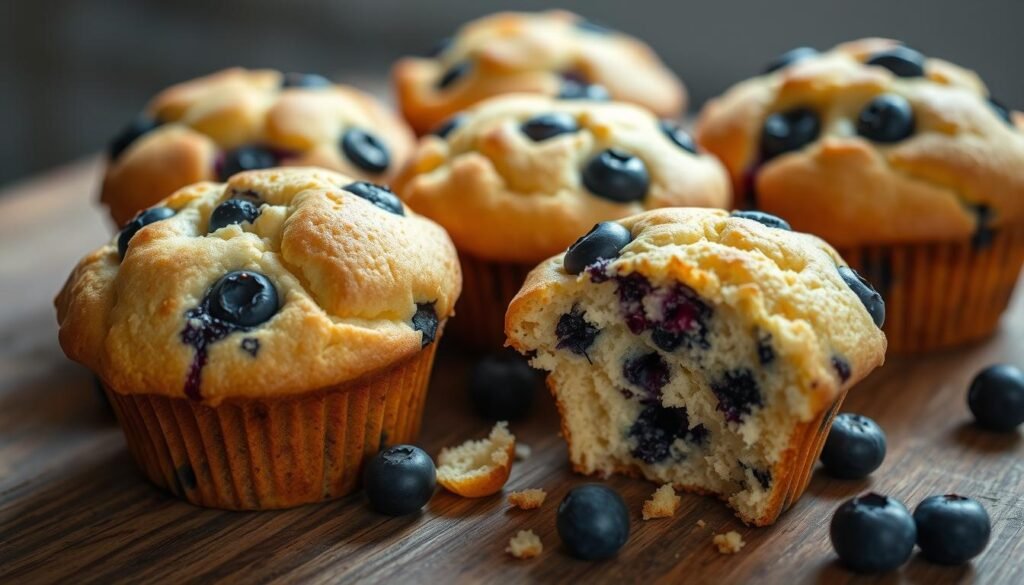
[
  {"xmin": 392, "ymin": 10, "xmax": 686, "ymax": 135},
  {"xmin": 101, "ymin": 68, "xmax": 414, "ymax": 226},
  {"xmin": 695, "ymin": 39, "xmax": 1024, "ymax": 352},
  {"xmin": 505, "ymin": 208, "xmax": 887, "ymax": 525},
  {"xmin": 56, "ymin": 168, "xmax": 460, "ymax": 509},
  {"xmin": 393, "ymin": 94, "xmax": 730, "ymax": 347}
]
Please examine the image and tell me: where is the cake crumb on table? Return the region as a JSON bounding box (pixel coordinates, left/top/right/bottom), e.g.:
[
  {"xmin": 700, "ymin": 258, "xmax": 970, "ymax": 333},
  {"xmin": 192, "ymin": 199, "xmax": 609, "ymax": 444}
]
[
  {"xmin": 506, "ymin": 530, "xmax": 542, "ymax": 559},
  {"xmin": 514, "ymin": 443, "xmax": 532, "ymax": 461},
  {"xmin": 643, "ymin": 484, "xmax": 681, "ymax": 520},
  {"xmin": 696, "ymin": 519, "xmax": 707, "ymax": 529},
  {"xmin": 712, "ymin": 531, "xmax": 746, "ymax": 554},
  {"xmin": 508, "ymin": 488, "xmax": 547, "ymax": 510}
]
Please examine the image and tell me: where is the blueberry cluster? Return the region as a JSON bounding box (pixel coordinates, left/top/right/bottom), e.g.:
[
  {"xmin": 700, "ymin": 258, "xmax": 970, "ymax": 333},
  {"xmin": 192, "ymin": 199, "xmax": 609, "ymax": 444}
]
[{"xmin": 628, "ymin": 404, "xmax": 708, "ymax": 464}]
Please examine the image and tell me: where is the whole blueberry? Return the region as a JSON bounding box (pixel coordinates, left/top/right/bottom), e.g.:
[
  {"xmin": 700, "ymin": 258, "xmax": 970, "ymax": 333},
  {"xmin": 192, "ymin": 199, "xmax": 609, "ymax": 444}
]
[
  {"xmin": 341, "ymin": 128, "xmax": 390, "ymax": 174},
  {"xmin": 117, "ymin": 206, "xmax": 175, "ymax": 260},
  {"xmin": 968, "ymin": 364, "xmax": 1024, "ymax": 431},
  {"xmin": 412, "ymin": 302, "xmax": 439, "ymax": 347},
  {"xmin": 207, "ymin": 271, "xmax": 279, "ymax": 328},
  {"xmin": 109, "ymin": 115, "xmax": 161, "ymax": 160},
  {"xmin": 363, "ymin": 445, "xmax": 436, "ymax": 516},
  {"xmin": 760, "ymin": 108, "xmax": 820, "ymax": 160},
  {"xmin": 857, "ymin": 94, "xmax": 915, "ymax": 143},
  {"xmin": 557, "ymin": 484, "xmax": 630, "ymax": 560},
  {"xmin": 431, "ymin": 114, "xmax": 467, "ymax": 138},
  {"xmin": 208, "ymin": 198, "xmax": 261, "ymax": 233},
  {"xmin": 468, "ymin": 352, "xmax": 540, "ymax": 421},
  {"xmin": 762, "ymin": 46, "xmax": 819, "ymax": 74},
  {"xmin": 582, "ymin": 149, "xmax": 650, "ymax": 203},
  {"xmin": 838, "ymin": 266, "xmax": 885, "ymax": 328},
  {"xmin": 281, "ymin": 72, "xmax": 331, "ymax": 89},
  {"xmin": 988, "ymin": 97, "xmax": 1014, "ymax": 125},
  {"xmin": 659, "ymin": 120, "xmax": 698, "ymax": 153},
  {"xmin": 558, "ymin": 80, "xmax": 610, "ymax": 101},
  {"xmin": 219, "ymin": 146, "xmax": 278, "ymax": 181},
  {"xmin": 437, "ymin": 61, "xmax": 470, "ymax": 90},
  {"xmin": 820, "ymin": 413, "xmax": 887, "ymax": 479},
  {"xmin": 865, "ymin": 46, "xmax": 926, "ymax": 78},
  {"xmin": 830, "ymin": 493, "xmax": 917, "ymax": 573},
  {"xmin": 730, "ymin": 210, "xmax": 791, "ymax": 231},
  {"xmin": 520, "ymin": 112, "xmax": 579, "ymax": 142},
  {"xmin": 564, "ymin": 221, "xmax": 632, "ymax": 274},
  {"xmin": 343, "ymin": 181, "xmax": 404, "ymax": 215},
  {"xmin": 914, "ymin": 495, "xmax": 991, "ymax": 565}
]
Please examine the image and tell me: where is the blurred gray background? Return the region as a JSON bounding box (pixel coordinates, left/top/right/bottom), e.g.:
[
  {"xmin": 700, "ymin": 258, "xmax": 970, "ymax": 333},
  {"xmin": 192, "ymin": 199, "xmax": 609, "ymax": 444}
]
[{"xmin": 1, "ymin": 0, "xmax": 1021, "ymax": 186}]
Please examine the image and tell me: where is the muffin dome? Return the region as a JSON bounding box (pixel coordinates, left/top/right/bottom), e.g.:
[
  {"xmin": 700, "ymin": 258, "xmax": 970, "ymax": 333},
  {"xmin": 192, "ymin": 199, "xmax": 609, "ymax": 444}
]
[
  {"xmin": 58, "ymin": 168, "xmax": 461, "ymax": 406},
  {"xmin": 392, "ymin": 10, "xmax": 686, "ymax": 135},
  {"xmin": 101, "ymin": 68, "xmax": 415, "ymax": 226},
  {"xmin": 695, "ymin": 38, "xmax": 1024, "ymax": 247},
  {"xmin": 393, "ymin": 94, "xmax": 730, "ymax": 263}
]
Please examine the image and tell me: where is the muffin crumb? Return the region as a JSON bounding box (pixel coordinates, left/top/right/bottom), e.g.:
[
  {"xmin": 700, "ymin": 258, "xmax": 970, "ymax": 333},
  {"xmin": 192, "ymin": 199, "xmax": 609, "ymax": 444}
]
[
  {"xmin": 437, "ymin": 421, "xmax": 516, "ymax": 497},
  {"xmin": 642, "ymin": 484, "xmax": 681, "ymax": 520},
  {"xmin": 506, "ymin": 529, "xmax": 542, "ymax": 559},
  {"xmin": 713, "ymin": 531, "xmax": 746, "ymax": 554},
  {"xmin": 508, "ymin": 488, "xmax": 547, "ymax": 510},
  {"xmin": 696, "ymin": 519, "xmax": 707, "ymax": 529},
  {"xmin": 514, "ymin": 443, "xmax": 532, "ymax": 461}
]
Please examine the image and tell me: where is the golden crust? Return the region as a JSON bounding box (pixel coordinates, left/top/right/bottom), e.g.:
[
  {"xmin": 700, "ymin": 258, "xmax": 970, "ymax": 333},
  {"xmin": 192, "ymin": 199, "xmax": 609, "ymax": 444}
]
[
  {"xmin": 392, "ymin": 10, "xmax": 685, "ymax": 134},
  {"xmin": 394, "ymin": 94, "xmax": 730, "ymax": 263},
  {"xmin": 101, "ymin": 68, "xmax": 415, "ymax": 226},
  {"xmin": 694, "ymin": 39, "xmax": 1024, "ymax": 247},
  {"xmin": 57, "ymin": 168, "xmax": 461, "ymax": 405}
]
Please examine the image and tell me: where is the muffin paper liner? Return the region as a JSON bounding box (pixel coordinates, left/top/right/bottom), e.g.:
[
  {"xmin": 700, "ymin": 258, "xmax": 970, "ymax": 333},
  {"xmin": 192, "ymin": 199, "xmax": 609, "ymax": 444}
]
[
  {"xmin": 450, "ymin": 252, "xmax": 536, "ymax": 351},
  {"xmin": 838, "ymin": 224, "xmax": 1024, "ymax": 353},
  {"xmin": 105, "ymin": 339, "xmax": 439, "ymax": 510}
]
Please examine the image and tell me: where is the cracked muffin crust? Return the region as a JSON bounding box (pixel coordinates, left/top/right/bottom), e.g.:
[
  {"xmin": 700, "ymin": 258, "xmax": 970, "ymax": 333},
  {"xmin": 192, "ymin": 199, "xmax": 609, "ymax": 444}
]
[
  {"xmin": 101, "ymin": 68, "xmax": 415, "ymax": 226},
  {"xmin": 392, "ymin": 10, "xmax": 686, "ymax": 135}
]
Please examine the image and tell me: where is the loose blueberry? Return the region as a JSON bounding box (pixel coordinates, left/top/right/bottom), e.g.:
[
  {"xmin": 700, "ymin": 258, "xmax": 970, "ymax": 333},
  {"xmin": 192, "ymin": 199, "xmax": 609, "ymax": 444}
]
[
  {"xmin": 760, "ymin": 108, "xmax": 820, "ymax": 160},
  {"xmin": 412, "ymin": 302, "xmax": 439, "ymax": 347},
  {"xmin": 431, "ymin": 114, "xmax": 466, "ymax": 138},
  {"xmin": 711, "ymin": 368, "xmax": 762, "ymax": 423},
  {"xmin": 564, "ymin": 221, "xmax": 632, "ymax": 275},
  {"xmin": 520, "ymin": 112, "xmax": 578, "ymax": 142},
  {"xmin": 968, "ymin": 364, "xmax": 1024, "ymax": 431},
  {"xmin": 208, "ymin": 198, "xmax": 261, "ymax": 233},
  {"xmin": 582, "ymin": 149, "xmax": 650, "ymax": 203},
  {"xmin": 623, "ymin": 352, "xmax": 670, "ymax": 402},
  {"xmin": 830, "ymin": 493, "xmax": 917, "ymax": 573},
  {"xmin": 628, "ymin": 405, "xmax": 705, "ymax": 464},
  {"xmin": 856, "ymin": 94, "xmax": 914, "ymax": 143},
  {"xmin": 437, "ymin": 61, "xmax": 470, "ymax": 90},
  {"xmin": 558, "ymin": 80, "xmax": 610, "ymax": 101},
  {"xmin": 659, "ymin": 120, "xmax": 698, "ymax": 153},
  {"xmin": 117, "ymin": 206, "xmax": 176, "ymax": 260},
  {"xmin": 219, "ymin": 146, "xmax": 278, "ymax": 181},
  {"xmin": 468, "ymin": 351, "xmax": 539, "ymax": 421},
  {"xmin": 820, "ymin": 413, "xmax": 886, "ymax": 479},
  {"xmin": 109, "ymin": 116, "xmax": 161, "ymax": 160},
  {"xmin": 556, "ymin": 305, "xmax": 601, "ymax": 358},
  {"xmin": 730, "ymin": 210, "xmax": 792, "ymax": 231},
  {"xmin": 363, "ymin": 445, "xmax": 436, "ymax": 516},
  {"xmin": 557, "ymin": 484, "xmax": 630, "ymax": 560},
  {"xmin": 343, "ymin": 181, "xmax": 404, "ymax": 215},
  {"xmin": 280, "ymin": 72, "xmax": 331, "ymax": 89},
  {"xmin": 988, "ymin": 97, "xmax": 1013, "ymax": 125},
  {"xmin": 762, "ymin": 46, "xmax": 819, "ymax": 74},
  {"xmin": 865, "ymin": 46, "xmax": 926, "ymax": 78},
  {"xmin": 914, "ymin": 495, "xmax": 991, "ymax": 565},
  {"xmin": 341, "ymin": 128, "xmax": 390, "ymax": 174},
  {"xmin": 837, "ymin": 266, "xmax": 885, "ymax": 328},
  {"xmin": 207, "ymin": 271, "xmax": 279, "ymax": 328}
]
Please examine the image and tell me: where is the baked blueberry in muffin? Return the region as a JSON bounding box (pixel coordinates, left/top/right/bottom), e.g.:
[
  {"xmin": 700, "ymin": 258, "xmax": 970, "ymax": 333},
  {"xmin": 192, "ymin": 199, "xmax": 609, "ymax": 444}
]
[{"xmin": 506, "ymin": 208, "xmax": 887, "ymax": 525}]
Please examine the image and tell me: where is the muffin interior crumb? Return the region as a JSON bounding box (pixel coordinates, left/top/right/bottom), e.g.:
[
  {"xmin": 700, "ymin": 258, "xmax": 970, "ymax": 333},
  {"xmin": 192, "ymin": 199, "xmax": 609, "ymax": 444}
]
[
  {"xmin": 506, "ymin": 529, "xmax": 543, "ymax": 559},
  {"xmin": 712, "ymin": 531, "xmax": 746, "ymax": 554}
]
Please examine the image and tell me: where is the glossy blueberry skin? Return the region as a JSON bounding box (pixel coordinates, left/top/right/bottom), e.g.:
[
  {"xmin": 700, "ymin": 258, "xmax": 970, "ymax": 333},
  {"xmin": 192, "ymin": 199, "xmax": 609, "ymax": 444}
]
[
  {"xmin": 520, "ymin": 112, "xmax": 579, "ymax": 142},
  {"xmin": 857, "ymin": 94, "xmax": 915, "ymax": 143},
  {"xmin": 659, "ymin": 120, "xmax": 698, "ymax": 153},
  {"xmin": 762, "ymin": 46, "xmax": 819, "ymax": 74},
  {"xmin": 557, "ymin": 484, "xmax": 630, "ymax": 560},
  {"xmin": 558, "ymin": 80, "xmax": 610, "ymax": 101},
  {"xmin": 363, "ymin": 445, "xmax": 436, "ymax": 516},
  {"xmin": 219, "ymin": 146, "xmax": 278, "ymax": 181},
  {"xmin": 206, "ymin": 271, "xmax": 279, "ymax": 328},
  {"xmin": 968, "ymin": 364, "xmax": 1024, "ymax": 431},
  {"xmin": 830, "ymin": 493, "xmax": 917, "ymax": 573},
  {"xmin": 760, "ymin": 108, "xmax": 820, "ymax": 160},
  {"xmin": 341, "ymin": 128, "xmax": 391, "ymax": 174},
  {"xmin": 564, "ymin": 221, "xmax": 632, "ymax": 274},
  {"xmin": 109, "ymin": 116, "xmax": 161, "ymax": 160},
  {"xmin": 343, "ymin": 181, "xmax": 404, "ymax": 216},
  {"xmin": 820, "ymin": 413, "xmax": 887, "ymax": 479},
  {"xmin": 208, "ymin": 198, "xmax": 261, "ymax": 233},
  {"xmin": 117, "ymin": 206, "xmax": 175, "ymax": 260},
  {"xmin": 914, "ymin": 495, "xmax": 991, "ymax": 565},
  {"xmin": 468, "ymin": 352, "xmax": 539, "ymax": 421},
  {"xmin": 437, "ymin": 61, "xmax": 470, "ymax": 90},
  {"xmin": 838, "ymin": 266, "xmax": 885, "ymax": 328},
  {"xmin": 582, "ymin": 149, "xmax": 650, "ymax": 203},
  {"xmin": 280, "ymin": 72, "xmax": 331, "ymax": 89},
  {"xmin": 730, "ymin": 210, "xmax": 791, "ymax": 231},
  {"xmin": 865, "ymin": 46, "xmax": 926, "ymax": 78},
  {"xmin": 431, "ymin": 114, "xmax": 466, "ymax": 138}
]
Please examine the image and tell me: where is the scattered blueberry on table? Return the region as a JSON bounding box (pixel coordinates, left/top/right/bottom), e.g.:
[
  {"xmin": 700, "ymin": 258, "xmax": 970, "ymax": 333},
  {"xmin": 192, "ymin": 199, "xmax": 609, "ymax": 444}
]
[
  {"xmin": 363, "ymin": 445, "xmax": 437, "ymax": 516},
  {"xmin": 914, "ymin": 494, "xmax": 991, "ymax": 565},
  {"xmin": 820, "ymin": 413, "xmax": 887, "ymax": 480},
  {"xmin": 468, "ymin": 352, "xmax": 540, "ymax": 421},
  {"xmin": 830, "ymin": 492, "xmax": 917, "ymax": 573},
  {"xmin": 557, "ymin": 484, "xmax": 630, "ymax": 560},
  {"xmin": 968, "ymin": 364, "xmax": 1024, "ymax": 431}
]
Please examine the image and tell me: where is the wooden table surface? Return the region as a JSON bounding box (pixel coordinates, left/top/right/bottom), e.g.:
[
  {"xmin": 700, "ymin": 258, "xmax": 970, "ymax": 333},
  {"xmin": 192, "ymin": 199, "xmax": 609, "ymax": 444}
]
[{"xmin": 0, "ymin": 158, "xmax": 1022, "ymax": 585}]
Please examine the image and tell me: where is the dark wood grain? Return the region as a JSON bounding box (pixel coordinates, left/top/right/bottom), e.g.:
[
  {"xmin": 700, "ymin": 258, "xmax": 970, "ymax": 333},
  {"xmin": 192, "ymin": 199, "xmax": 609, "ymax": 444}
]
[{"xmin": 0, "ymin": 159, "xmax": 1021, "ymax": 584}]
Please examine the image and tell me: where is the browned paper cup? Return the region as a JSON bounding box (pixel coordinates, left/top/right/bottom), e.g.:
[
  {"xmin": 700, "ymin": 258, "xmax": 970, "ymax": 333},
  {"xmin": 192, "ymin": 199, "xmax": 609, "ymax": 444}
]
[{"xmin": 449, "ymin": 251, "xmax": 535, "ymax": 351}]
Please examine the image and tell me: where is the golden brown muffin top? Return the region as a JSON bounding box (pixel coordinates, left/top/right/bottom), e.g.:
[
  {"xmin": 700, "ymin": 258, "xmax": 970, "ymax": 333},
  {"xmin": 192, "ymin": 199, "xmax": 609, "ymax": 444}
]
[
  {"xmin": 58, "ymin": 168, "xmax": 460, "ymax": 406},
  {"xmin": 392, "ymin": 10, "xmax": 686, "ymax": 135}
]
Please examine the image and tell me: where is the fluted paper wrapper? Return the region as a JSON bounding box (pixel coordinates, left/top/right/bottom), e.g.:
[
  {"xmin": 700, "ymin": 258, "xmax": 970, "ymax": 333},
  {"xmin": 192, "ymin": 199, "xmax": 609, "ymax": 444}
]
[{"xmin": 449, "ymin": 251, "xmax": 536, "ymax": 351}]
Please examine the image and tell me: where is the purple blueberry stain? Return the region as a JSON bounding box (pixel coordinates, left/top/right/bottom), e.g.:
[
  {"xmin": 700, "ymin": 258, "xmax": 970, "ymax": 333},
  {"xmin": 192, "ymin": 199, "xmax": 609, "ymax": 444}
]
[
  {"xmin": 628, "ymin": 405, "xmax": 707, "ymax": 464},
  {"xmin": 556, "ymin": 305, "xmax": 600, "ymax": 361},
  {"xmin": 623, "ymin": 352, "xmax": 670, "ymax": 403},
  {"xmin": 757, "ymin": 331, "xmax": 775, "ymax": 365},
  {"xmin": 615, "ymin": 273, "xmax": 653, "ymax": 334},
  {"xmin": 711, "ymin": 368, "xmax": 762, "ymax": 423},
  {"xmin": 649, "ymin": 284, "xmax": 712, "ymax": 352}
]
